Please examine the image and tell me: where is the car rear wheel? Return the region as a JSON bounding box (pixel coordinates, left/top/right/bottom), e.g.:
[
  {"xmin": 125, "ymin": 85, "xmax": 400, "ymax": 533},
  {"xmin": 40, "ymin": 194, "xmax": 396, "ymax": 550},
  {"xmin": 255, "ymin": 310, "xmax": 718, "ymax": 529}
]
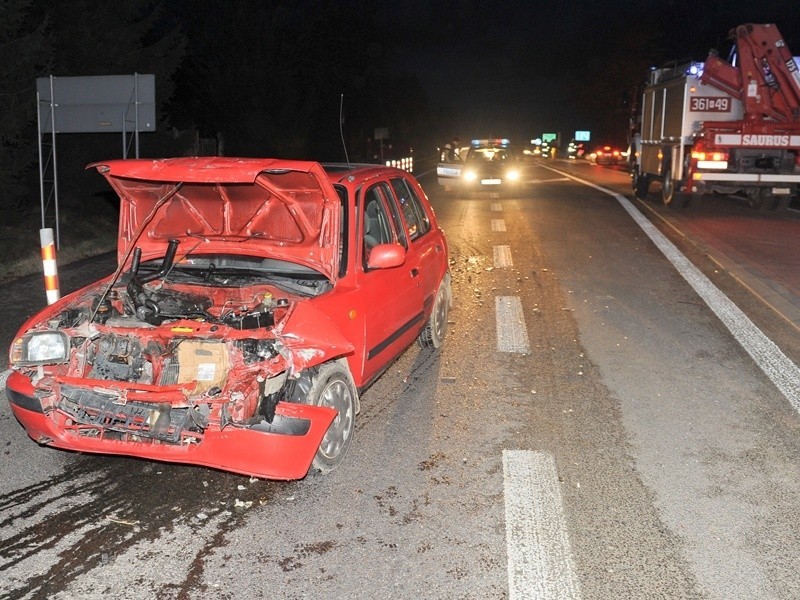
[
  {"xmin": 418, "ymin": 275, "xmax": 451, "ymax": 349},
  {"xmin": 292, "ymin": 360, "xmax": 357, "ymax": 474}
]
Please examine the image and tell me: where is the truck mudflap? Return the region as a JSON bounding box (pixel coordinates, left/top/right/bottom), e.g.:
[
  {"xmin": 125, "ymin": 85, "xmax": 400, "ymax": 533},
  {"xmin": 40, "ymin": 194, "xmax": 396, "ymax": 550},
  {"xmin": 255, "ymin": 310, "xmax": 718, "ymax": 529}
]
[{"xmin": 5, "ymin": 371, "xmax": 337, "ymax": 480}]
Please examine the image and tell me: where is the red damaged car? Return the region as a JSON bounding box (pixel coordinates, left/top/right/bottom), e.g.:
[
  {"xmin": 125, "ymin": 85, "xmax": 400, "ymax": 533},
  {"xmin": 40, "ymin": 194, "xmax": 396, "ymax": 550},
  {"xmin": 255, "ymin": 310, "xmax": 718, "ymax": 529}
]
[{"xmin": 6, "ymin": 158, "xmax": 451, "ymax": 480}]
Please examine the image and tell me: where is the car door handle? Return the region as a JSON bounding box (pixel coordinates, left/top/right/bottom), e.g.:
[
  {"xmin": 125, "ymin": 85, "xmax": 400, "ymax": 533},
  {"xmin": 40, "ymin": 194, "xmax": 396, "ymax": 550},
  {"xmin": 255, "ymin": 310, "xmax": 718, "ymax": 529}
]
[{"xmin": 410, "ymin": 268, "xmax": 419, "ymax": 277}]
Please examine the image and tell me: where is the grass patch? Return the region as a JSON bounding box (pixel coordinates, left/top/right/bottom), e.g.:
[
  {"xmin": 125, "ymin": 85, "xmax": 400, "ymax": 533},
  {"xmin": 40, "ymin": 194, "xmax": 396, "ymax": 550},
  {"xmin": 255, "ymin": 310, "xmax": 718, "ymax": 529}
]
[{"xmin": 0, "ymin": 200, "xmax": 119, "ymax": 285}]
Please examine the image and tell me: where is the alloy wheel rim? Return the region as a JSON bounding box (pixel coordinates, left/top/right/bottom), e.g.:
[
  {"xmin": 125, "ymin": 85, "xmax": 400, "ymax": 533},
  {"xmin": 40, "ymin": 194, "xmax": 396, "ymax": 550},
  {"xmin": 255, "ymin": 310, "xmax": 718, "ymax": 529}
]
[{"xmin": 318, "ymin": 380, "xmax": 353, "ymax": 459}]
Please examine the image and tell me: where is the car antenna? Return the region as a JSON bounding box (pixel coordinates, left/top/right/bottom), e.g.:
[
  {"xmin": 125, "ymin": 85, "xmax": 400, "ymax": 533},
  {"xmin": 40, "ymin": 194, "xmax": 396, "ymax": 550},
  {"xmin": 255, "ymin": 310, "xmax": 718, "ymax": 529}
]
[{"xmin": 339, "ymin": 94, "xmax": 351, "ymax": 170}]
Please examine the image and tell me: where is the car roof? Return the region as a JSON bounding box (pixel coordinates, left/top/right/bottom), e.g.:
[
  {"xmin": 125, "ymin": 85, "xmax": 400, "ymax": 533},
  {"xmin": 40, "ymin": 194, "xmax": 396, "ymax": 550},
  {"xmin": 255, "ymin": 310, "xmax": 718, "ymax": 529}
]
[{"xmin": 321, "ymin": 163, "xmax": 411, "ymax": 186}]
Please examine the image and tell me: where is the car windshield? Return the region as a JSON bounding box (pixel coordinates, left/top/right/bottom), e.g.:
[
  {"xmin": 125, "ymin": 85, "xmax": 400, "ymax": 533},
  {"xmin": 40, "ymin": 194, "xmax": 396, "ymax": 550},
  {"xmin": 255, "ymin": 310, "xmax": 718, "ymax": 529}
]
[
  {"xmin": 138, "ymin": 254, "xmax": 331, "ymax": 296},
  {"xmin": 467, "ymin": 147, "xmax": 515, "ymax": 164}
]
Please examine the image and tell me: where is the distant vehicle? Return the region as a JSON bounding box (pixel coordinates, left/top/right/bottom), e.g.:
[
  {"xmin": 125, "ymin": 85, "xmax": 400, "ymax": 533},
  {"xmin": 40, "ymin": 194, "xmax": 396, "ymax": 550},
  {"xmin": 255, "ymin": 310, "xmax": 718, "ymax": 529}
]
[
  {"xmin": 437, "ymin": 138, "xmax": 522, "ymax": 190},
  {"xmin": 587, "ymin": 144, "xmax": 625, "ymax": 166},
  {"xmin": 6, "ymin": 157, "xmax": 451, "ymax": 480},
  {"xmin": 366, "ymin": 138, "xmax": 413, "ymax": 172},
  {"xmin": 567, "ymin": 140, "xmax": 587, "ymax": 159},
  {"xmin": 630, "ymin": 23, "xmax": 800, "ymax": 209}
]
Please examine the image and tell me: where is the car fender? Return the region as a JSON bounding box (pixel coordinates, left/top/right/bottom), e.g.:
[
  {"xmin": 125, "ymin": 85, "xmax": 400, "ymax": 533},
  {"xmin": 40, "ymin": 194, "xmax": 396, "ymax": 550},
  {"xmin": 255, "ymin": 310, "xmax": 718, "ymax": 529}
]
[{"xmin": 276, "ymin": 301, "xmax": 355, "ymax": 373}]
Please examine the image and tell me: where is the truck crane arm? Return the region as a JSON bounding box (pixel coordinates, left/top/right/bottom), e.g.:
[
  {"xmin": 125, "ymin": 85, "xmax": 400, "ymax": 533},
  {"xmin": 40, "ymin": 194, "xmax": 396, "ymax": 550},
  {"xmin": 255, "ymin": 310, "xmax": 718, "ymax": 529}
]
[{"xmin": 701, "ymin": 23, "xmax": 800, "ymax": 123}]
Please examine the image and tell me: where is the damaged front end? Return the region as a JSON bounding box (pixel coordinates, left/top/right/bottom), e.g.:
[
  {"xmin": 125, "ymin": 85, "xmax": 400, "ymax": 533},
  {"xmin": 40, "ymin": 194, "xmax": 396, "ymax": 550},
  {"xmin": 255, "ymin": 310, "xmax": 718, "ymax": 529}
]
[{"xmin": 7, "ymin": 249, "xmax": 351, "ymax": 480}]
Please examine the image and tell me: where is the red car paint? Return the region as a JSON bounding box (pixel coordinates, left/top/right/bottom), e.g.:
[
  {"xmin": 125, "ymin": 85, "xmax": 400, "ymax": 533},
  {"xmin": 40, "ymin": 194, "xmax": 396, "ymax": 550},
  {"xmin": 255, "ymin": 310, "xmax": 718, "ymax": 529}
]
[{"xmin": 6, "ymin": 158, "xmax": 450, "ymax": 480}]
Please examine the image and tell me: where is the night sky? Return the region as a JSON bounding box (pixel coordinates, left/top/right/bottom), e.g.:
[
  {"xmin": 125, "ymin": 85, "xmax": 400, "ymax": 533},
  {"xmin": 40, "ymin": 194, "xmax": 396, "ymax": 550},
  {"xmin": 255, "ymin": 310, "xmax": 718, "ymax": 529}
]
[
  {"xmin": 378, "ymin": 0, "xmax": 800, "ymax": 145},
  {"xmin": 5, "ymin": 0, "xmax": 800, "ymax": 195}
]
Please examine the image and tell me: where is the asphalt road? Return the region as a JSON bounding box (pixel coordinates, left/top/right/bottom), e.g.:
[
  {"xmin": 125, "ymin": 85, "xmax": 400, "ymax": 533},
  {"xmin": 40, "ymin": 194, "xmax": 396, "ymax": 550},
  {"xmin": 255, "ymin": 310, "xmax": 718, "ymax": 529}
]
[{"xmin": 2, "ymin": 160, "xmax": 800, "ymax": 599}]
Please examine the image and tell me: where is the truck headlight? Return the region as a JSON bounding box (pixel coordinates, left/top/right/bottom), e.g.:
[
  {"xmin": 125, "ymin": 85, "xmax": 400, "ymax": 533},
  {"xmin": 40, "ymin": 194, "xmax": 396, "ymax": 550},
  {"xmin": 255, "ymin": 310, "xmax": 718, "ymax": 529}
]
[{"xmin": 11, "ymin": 331, "xmax": 70, "ymax": 366}]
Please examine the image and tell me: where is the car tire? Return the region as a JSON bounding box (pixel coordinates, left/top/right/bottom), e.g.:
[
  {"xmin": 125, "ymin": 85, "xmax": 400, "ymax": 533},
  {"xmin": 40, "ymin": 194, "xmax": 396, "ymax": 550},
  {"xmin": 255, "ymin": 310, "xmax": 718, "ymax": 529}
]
[
  {"xmin": 292, "ymin": 360, "xmax": 357, "ymax": 474},
  {"xmin": 418, "ymin": 274, "xmax": 451, "ymax": 349}
]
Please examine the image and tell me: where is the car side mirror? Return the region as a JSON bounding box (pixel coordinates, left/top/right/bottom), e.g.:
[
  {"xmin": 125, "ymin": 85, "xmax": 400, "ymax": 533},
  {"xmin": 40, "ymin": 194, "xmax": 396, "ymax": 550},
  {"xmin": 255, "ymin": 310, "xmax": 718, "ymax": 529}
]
[{"xmin": 367, "ymin": 243, "xmax": 406, "ymax": 270}]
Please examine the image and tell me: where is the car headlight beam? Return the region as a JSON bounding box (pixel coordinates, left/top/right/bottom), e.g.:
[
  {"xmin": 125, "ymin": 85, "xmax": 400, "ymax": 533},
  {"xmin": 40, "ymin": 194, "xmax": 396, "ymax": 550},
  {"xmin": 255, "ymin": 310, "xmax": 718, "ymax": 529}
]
[{"xmin": 11, "ymin": 331, "xmax": 70, "ymax": 366}]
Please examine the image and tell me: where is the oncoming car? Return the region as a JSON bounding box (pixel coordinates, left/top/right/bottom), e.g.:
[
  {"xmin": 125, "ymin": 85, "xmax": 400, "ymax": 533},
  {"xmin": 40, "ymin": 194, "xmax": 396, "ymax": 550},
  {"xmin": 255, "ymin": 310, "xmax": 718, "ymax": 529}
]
[
  {"xmin": 6, "ymin": 158, "xmax": 451, "ymax": 480},
  {"xmin": 437, "ymin": 139, "xmax": 521, "ymax": 191}
]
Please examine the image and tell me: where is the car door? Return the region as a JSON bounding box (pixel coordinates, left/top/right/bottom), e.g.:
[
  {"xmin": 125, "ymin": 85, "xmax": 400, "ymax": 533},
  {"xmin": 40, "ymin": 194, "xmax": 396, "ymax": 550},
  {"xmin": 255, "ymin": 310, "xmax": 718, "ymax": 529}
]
[
  {"xmin": 387, "ymin": 175, "xmax": 444, "ymax": 308},
  {"xmin": 359, "ymin": 181, "xmax": 425, "ymax": 383}
]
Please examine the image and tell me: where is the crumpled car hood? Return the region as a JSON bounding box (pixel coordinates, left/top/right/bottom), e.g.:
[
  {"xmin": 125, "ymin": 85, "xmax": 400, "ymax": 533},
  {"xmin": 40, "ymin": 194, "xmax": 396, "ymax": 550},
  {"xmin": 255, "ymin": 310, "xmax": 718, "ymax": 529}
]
[{"xmin": 89, "ymin": 157, "xmax": 340, "ymax": 281}]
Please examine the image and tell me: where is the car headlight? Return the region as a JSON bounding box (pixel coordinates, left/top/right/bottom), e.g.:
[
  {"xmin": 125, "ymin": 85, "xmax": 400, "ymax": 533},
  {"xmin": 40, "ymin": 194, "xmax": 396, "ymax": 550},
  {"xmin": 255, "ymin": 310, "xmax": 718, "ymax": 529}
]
[
  {"xmin": 463, "ymin": 170, "xmax": 478, "ymax": 181},
  {"xmin": 11, "ymin": 331, "xmax": 70, "ymax": 366},
  {"xmin": 505, "ymin": 169, "xmax": 520, "ymax": 181}
]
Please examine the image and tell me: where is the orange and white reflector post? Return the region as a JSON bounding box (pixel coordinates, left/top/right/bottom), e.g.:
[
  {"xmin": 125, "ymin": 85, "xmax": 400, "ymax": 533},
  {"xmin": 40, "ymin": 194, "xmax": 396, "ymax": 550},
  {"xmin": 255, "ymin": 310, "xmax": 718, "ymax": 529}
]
[{"xmin": 39, "ymin": 228, "xmax": 60, "ymax": 305}]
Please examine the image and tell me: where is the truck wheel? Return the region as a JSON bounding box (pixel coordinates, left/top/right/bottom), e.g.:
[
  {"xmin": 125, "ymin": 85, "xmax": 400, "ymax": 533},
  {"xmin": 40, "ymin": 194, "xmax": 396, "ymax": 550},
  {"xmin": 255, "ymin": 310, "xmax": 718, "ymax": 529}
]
[
  {"xmin": 772, "ymin": 195, "xmax": 791, "ymax": 211},
  {"xmin": 745, "ymin": 188, "xmax": 768, "ymax": 210},
  {"xmin": 662, "ymin": 168, "xmax": 689, "ymax": 208},
  {"xmin": 632, "ymin": 170, "xmax": 650, "ymax": 198}
]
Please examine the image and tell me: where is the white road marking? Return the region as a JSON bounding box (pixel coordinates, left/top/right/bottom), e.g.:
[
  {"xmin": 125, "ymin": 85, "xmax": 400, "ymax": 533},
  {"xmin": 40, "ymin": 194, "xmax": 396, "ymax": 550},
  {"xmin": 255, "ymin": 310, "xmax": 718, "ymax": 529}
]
[
  {"xmin": 524, "ymin": 177, "xmax": 571, "ymax": 184},
  {"xmin": 494, "ymin": 245, "xmax": 514, "ymax": 268},
  {"xmin": 491, "ymin": 202, "xmax": 504, "ymax": 212},
  {"xmin": 547, "ymin": 166, "xmax": 800, "ymax": 416},
  {"xmin": 503, "ymin": 450, "xmax": 582, "ymax": 600},
  {"xmin": 492, "ymin": 219, "xmax": 507, "ymax": 232},
  {"xmin": 496, "ymin": 296, "xmax": 530, "ymax": 353}
]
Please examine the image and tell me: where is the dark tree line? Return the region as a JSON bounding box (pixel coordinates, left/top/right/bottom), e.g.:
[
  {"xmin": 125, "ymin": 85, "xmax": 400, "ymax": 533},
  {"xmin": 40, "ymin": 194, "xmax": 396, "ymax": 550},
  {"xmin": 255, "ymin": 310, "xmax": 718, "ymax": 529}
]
[{"xmin": 0, "ymin": 0, "xmax": 432, "ymax": 227}]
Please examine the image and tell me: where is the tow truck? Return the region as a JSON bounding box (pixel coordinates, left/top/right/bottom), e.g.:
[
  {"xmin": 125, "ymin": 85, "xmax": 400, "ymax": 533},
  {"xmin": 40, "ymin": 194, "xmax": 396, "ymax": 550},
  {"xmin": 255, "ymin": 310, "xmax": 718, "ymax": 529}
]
[{"xmin": 630, "ymin": 23, "xmax": 800, "ymax": 209}]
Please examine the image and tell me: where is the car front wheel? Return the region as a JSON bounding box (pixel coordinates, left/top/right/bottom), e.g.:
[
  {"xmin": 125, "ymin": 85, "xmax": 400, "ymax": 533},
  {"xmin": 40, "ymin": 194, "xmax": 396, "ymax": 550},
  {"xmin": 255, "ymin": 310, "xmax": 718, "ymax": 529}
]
[{"xmin": 291, "ymin": 360, "xmax": 357, "ymax": 474}]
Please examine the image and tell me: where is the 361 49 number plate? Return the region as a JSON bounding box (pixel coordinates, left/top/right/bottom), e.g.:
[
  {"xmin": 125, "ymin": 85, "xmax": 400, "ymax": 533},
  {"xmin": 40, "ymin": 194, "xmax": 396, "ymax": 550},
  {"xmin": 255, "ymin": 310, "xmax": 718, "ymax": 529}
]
[{"xmin": 689, "ymin": 97, "xmax": 731, "ymax": 112}]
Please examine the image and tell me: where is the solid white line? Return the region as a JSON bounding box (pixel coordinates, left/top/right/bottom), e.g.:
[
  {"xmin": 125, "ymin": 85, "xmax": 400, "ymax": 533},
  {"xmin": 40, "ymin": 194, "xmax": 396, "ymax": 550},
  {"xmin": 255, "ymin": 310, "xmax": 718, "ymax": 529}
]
[
  {"xmin": 492, "ymin": 219, "xmax": 507, "ymax": 232},
  {"xmin": 503, "ymin": 450, "xmax": 582, "ymax": 600},
  {"xmin": 546, "ymin": 166, "xmax": 800, "ymax": 415},
  {"xmin": 494, "ymin": 245, "xmax": 514, "ymax": 268},
  {"xmin": 496, "ymin": 296, "xmax": 530, "ymax": 353}
]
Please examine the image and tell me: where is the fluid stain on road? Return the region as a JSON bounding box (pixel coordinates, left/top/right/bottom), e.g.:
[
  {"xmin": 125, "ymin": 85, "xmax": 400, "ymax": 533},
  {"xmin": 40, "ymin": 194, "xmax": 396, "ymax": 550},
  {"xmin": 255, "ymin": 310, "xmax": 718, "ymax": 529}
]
[{"xmin": 0, "ymin": 453, "xmax": 287, "ymax": 598}]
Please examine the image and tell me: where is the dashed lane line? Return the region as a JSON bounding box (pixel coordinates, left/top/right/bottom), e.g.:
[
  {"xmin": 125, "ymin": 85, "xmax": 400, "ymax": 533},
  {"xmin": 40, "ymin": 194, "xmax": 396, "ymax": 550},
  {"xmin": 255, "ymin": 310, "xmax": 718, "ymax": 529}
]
[
  {"xmin": 494, "ymin": 245, "xmax": 514, "ymax": 268},
  {"xmin": 496, "ymin": 296, "xmax": 530, "ymax": 354},
  {"xmin": 504, "ymin": 450, "xmax": 582, "ymax": 600},
  {"xmin": 492, "ymin": 219, "xmax": 507, "ymax": 232}
]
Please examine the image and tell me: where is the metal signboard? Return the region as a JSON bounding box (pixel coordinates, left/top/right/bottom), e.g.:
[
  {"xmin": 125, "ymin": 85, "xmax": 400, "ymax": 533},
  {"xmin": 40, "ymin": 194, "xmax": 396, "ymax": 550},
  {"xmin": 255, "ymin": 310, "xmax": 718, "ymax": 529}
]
[{"xmin": 37, "ymin": 74, "xmax": 155, "ymax": 133}]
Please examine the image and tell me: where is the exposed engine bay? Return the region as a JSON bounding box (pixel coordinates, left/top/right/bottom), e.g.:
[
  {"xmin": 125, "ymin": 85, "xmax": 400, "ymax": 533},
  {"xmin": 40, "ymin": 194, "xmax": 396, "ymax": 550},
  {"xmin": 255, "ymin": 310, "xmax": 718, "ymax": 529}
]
[{"xmin": 16, "ymin": 242, "xmax": 337, "ymax": 447}]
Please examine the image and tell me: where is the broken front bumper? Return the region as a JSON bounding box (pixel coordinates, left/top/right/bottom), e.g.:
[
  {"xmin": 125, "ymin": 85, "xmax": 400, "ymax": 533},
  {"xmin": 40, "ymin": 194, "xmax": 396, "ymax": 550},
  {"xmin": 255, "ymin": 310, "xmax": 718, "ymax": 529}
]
[{"xmin": 5, "ymin": 371, "xmax": 336, "ymax": 480}]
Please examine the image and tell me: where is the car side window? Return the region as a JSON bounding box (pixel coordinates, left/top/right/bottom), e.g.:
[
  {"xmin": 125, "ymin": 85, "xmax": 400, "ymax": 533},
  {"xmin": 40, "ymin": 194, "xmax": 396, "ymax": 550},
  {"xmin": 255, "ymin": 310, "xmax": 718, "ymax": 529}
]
[
  {"xmin": 362, "ymin": 184, "xmax": 393, "ymax": 265},
  {"xmin": 389, "ymin": 177, "xmax": 430, "ymax": 242}
]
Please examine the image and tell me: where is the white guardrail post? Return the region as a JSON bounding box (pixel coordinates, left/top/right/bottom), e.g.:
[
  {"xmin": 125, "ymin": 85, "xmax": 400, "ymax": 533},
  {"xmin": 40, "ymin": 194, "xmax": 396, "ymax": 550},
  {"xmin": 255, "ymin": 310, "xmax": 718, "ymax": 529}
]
[{"xmin": 39, "ymin": 228, "xmax": 60, "ymax": 304}]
